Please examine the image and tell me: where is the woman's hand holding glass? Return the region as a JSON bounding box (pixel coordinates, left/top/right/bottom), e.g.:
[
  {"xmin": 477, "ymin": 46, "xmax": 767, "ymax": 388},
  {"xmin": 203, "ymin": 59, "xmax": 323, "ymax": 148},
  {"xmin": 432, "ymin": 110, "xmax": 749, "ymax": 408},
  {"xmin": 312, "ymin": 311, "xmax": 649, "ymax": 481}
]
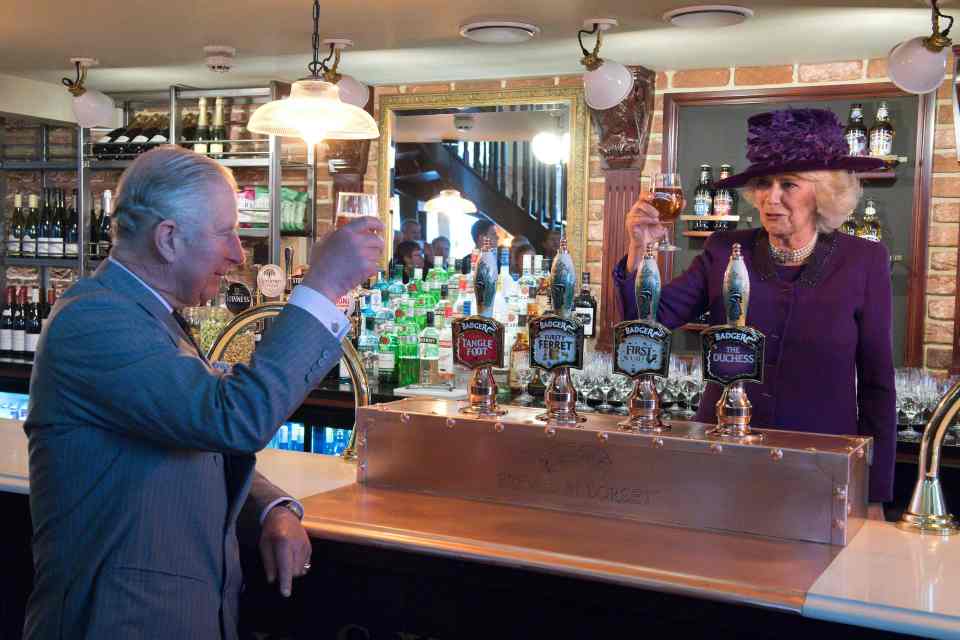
[{"xmin": 625, "ymin": 193, "xmax": 669, "ymax": 270}]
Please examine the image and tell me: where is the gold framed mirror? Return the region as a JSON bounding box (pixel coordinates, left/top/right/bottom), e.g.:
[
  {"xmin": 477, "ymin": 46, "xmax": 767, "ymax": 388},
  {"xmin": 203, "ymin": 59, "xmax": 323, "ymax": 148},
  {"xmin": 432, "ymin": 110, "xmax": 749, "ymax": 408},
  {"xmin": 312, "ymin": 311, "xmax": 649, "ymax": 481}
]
[{"xmin": 377, "ymin": 86, "xmax": 590, "ymax": 273}]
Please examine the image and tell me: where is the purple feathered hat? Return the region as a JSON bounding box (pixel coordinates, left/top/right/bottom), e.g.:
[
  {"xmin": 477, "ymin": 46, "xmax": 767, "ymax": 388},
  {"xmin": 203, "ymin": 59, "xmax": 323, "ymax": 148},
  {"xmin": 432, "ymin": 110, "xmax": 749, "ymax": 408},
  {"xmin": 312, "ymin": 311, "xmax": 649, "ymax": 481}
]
[{"xmin": 714, "ymin": 108, "xmax": 885, "ymax": 189}]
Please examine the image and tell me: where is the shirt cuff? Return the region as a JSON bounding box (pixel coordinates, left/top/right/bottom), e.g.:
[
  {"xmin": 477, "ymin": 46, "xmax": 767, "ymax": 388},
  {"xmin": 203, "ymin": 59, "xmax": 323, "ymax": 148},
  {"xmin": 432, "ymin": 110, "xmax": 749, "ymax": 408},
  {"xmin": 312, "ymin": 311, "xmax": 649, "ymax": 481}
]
[
  {"xmin": 260, "ymin": 497, "xmax": 304, "ymax": 525},
  {"xmin": 288, "ymin": 285, "xmax": 350, "ymax": 340}
]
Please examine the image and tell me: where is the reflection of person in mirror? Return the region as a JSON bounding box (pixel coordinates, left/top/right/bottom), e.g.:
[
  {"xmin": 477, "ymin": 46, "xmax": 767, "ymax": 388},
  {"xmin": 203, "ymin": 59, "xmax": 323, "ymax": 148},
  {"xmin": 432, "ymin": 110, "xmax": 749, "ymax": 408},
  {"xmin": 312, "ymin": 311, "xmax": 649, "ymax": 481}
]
[
  {"xmin": 542, "ymin": 228, "xmax": 561, "ymax": 259},
  {"xmin": 462, "ymin": 218, "xmax": 500, "ymax": 264},
  {"xmin": 613, "ymin": 108, "xmax": 895, "ymax": 519},
  {"xmin": 431, "ymin": 236, "xmax": 450, "ymax": 264},
  {"xmin": 510, "ymin": 239, "xmax": 534, "ymax": 279},
  {"xmin": 395, "ymin": 239, "xmax": 425, "ymax": 281}
]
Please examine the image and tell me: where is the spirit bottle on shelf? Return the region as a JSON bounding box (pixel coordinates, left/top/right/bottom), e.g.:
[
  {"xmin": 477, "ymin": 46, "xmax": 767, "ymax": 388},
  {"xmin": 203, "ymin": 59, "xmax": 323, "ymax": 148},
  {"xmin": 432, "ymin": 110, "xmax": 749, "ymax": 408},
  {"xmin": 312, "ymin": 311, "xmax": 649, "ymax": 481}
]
[
  {"xmin": 418, "ymin": 311, "xmax": 440, "ymax": 385},
  {"xmin": 869, "ymin": 102, "xmax": 895, "ymax": 157},
  {"xmin": 856, "ymin": 199, "xmax": 882, "ymax": 242},
  {"xmin": 573, "ymin": 272, "xmax": 598, "ymax": 338},
  {"xmin": 845, "ymin": 103, "xmax": 868, "ymax": 156},
  {"xmin": 397, "ymin": 300, "xmax": 420, "ymax": 386},
  {"xmin": 712, "ymin": 164, "xmax": 737, "ymax": 231},
  {"xmin": 357, "ymin": 315, "xmax": 380, "ymax": 385},
  {"xmin": 508, "ymin": 315, "xmax": 530, "ymax": 392},
  {"xmin": 692, "ymin": 164, "xmax": 713, "ymax": 231},
  {"xmin": 378, "ymin": 312, "xmax": 399, "ymax": 385}
]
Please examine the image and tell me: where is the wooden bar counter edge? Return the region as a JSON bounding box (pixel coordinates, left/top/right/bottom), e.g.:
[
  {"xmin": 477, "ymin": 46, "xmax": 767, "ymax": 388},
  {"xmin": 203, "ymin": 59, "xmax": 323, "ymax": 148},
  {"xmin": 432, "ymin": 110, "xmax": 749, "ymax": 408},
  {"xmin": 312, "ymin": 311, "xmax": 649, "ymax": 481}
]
[{"xmin": 0, "ymin": 418, "xmax": 957, "ymax": 639}]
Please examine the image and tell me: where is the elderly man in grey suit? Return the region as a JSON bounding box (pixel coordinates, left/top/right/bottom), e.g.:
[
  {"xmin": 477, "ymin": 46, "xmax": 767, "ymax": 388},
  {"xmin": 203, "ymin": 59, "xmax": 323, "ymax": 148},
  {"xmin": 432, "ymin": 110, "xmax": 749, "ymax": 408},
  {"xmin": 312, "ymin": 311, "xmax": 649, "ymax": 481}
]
[{"xmin": 23, "ymin": 146, "xmax": 384, "ymax": 639}]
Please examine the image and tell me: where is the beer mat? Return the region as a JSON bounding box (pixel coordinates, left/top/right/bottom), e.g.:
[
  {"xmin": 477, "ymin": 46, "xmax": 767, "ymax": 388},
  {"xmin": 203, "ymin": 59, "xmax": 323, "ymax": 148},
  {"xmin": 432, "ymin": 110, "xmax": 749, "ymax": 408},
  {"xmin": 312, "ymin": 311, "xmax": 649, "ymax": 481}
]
[{"xmin": 392, "ymin": 385, "xmax": 468, "ymax": 400}]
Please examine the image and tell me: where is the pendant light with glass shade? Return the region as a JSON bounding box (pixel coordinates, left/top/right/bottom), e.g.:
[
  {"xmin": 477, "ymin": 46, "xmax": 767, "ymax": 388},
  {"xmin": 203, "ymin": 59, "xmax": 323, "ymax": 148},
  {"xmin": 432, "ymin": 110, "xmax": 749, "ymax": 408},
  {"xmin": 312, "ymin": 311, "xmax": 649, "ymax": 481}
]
[
  {"xmin": 531, "ymin": 111, "xmax": 570, "ymax": 165},
  {"xmin": 887, "ymin": 0, "xmax": 953, "ymax": 95},
  {"xmin": 424, "ymin": 188, "xmax": 477, "ymax": 216},
  {"xmin": 246, "ymin": 0, "xmax": 378, "ymax": 145},
  {"xmin": 62, "ymin": 58, "xmax": 116, "ymax": 128},
  {"xmin": 578, "ymin": 18, "xmax": 634, "ymax": 111}
]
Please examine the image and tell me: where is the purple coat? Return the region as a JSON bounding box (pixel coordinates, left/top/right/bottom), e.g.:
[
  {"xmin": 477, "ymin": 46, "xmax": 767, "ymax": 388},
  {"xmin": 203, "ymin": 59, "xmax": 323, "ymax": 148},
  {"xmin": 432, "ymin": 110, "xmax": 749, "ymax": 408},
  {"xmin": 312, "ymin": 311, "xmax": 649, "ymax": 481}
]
[{"xmin": 613, "ymin": 228, "xmax": 896, "ymax": 502}]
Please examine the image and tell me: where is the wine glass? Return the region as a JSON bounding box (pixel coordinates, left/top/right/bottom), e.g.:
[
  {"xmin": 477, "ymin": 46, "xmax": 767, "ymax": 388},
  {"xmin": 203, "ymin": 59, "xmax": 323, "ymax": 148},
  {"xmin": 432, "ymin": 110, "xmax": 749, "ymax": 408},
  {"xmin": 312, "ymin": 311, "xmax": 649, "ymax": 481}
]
[
  {"xmin": 572, "ymin": 370, "xmax": 593, "ymax": 413},
  {"xmin": 651, "ymin": 172, "xmax": 684, "ymax": 252},
  {"xmin": 336, "ymin": 192, "xmax": 378, "ymax": 229},
  {"xmin": 516, "ymin": 368, "xmax": 535, "ymax": 406}
]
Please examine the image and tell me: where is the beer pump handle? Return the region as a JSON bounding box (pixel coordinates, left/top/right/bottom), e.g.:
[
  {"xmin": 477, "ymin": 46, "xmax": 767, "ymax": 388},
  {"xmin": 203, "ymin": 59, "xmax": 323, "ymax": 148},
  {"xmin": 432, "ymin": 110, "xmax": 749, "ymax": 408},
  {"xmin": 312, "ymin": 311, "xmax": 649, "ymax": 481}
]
[
  {"xmin": 550, "ymin": 233, "xmax": 576, "ymax": 319},
  {"xmin": 722, "ymin": 243, "xmax": 750, "ymax": 328},
  {"xmin": 473, "ymin": 238, "xmax": 497, "ymax": 318},
  {"xmin": 635, "ymin": 243, "xmax": 661, "ymax": 322}
]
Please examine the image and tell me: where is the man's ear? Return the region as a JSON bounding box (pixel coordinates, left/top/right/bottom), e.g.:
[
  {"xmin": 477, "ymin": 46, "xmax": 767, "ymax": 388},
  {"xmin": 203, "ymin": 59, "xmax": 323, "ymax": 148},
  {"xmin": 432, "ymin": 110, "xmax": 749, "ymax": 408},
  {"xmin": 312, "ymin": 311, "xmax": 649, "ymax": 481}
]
[{"xmin": 153, "ymin": 220, "xmax": 179, "ymax": 263}]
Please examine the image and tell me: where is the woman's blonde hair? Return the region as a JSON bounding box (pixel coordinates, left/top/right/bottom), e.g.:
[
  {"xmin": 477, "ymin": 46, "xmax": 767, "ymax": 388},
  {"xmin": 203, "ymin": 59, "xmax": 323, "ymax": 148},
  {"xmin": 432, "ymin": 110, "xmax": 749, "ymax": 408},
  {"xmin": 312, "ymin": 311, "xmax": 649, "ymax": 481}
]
[{"xmin": 741, "ymin": 170, "xmax": 862, "ymax": 233}]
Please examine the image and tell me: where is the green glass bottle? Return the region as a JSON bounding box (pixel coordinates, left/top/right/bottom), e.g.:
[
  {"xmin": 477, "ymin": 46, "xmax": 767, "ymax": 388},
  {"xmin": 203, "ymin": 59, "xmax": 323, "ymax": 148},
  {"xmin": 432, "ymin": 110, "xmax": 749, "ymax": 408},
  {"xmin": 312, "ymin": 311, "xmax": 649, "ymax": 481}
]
[
  {"xmin": 378, "ymin": 311, "xmax": 399, "ymax": 385},
  {"xmin": 418, "ymin": 311, "xmax": 440, "ymax": 385},
  {"xmin": 397, "ymin": 300, "xmax": 421, "ymax": 387}
]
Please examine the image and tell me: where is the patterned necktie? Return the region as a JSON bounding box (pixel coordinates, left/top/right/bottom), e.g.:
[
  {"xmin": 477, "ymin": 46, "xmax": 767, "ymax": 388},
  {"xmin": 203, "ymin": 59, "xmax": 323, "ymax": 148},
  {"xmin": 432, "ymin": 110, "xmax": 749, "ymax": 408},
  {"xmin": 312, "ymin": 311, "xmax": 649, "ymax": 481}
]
[{"xmin": 170, "ymin": 309, "xmax": 205, "ymax": 359}]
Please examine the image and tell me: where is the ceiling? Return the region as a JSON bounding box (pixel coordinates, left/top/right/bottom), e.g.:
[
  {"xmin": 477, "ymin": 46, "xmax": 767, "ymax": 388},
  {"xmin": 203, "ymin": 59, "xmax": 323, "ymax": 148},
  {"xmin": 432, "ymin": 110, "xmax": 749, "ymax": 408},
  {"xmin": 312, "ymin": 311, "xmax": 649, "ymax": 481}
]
[
  {"xmin": 394, "ymin": 108, "xmax": 568, "ymax": 142},
  {"xmin": 0, "ymin": 0, "xmax": 949, "ymax": 92}
]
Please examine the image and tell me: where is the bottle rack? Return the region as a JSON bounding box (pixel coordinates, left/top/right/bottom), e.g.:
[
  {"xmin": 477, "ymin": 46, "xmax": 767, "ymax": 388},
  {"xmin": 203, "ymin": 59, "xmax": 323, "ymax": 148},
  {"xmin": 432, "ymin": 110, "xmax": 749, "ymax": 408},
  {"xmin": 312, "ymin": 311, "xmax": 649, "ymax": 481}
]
[{"xmin": 0, "ymin": 82, "xmax": 319, "ymax": 283}]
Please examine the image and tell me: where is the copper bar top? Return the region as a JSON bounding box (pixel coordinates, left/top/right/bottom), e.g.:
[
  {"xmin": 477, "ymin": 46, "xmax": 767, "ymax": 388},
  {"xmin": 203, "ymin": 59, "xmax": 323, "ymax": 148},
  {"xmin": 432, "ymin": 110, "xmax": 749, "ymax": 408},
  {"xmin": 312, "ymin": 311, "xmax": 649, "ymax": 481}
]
[{"xmin": 301, "ymin": 483, "xmax": 841, "ymax": 614}]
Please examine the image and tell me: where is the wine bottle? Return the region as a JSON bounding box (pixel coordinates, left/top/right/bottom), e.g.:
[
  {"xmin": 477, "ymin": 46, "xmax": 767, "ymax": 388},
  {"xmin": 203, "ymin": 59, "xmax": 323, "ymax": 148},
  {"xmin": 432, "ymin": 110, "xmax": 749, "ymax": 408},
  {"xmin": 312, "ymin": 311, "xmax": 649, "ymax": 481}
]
[
  {"xmin": 0, "ymin": 287, "xmax": 14, "ymax": 359},
  {"xmin": 98, "ymin": 190, "xmax": 113, "ymax": 256},
  {"xmin": 118, "ymin": 116, "xmax": 150, "ymax": 156},
  {"xmin": 93, "ymin": 124, "xmax": 128, "ymax": 159},
  {"xmin": 210, "ymin": 97, "xmax": 227, "ymax": 158},
  {"xmin": 572, "ymin": 272, "xmax": 597, "ymax": 337},
  {"xmin": 144, "ymin": 115, "xmax": 170, "ymax": 152},
  {"xmin": 12, "ymin": 287, "xmax": 26, "ymax": 359},
  {"xmin": 88, "ymin": 196, "xmax": 100, "ymax": 257},
  {"xmin": 24, "ymin": 287, "xmax": 41, "ymax": 361},
  {"xmin": 65, "ymin": 189, "xmax": 79, "ymax": 258},
  {"xmin": 194, "ymin": 97, "xmax": 209, "ymax": 154},
  {"xmin": 49, "ymin": 189, "xmax": 65, "ymax": 258},
  {"xmin": 44, "ymin": 288, "xmax": 56, "ymax": 321},
  {"xmin": 36, "ymin": 189, "xmax": 50, "ymax": 258},
  {"xmin": 111, "ymin": 116, "xmax": 144, "ymax": 158},
  {"xmin": 180, "ymin": 112, "xmax": 197, "ymax": 149},
  {"xmin": 22, "ymin": 195, "xmax": 38, "ymax": 257},
  {"xmin": 127, "ymin": 115, "xmax": 157, "ymax": 155},
  {"xmin": 7, "ymin": 192, "xmax": 23, "ymax": 257}
]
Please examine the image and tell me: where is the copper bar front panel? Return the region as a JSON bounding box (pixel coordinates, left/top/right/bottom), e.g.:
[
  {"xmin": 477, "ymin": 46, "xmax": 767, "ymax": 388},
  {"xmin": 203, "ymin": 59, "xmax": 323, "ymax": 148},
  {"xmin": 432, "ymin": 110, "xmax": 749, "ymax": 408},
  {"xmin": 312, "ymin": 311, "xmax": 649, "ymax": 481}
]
[{"xmin": 356, "ymin": 399, "xmax": 869, "ymax": 546}]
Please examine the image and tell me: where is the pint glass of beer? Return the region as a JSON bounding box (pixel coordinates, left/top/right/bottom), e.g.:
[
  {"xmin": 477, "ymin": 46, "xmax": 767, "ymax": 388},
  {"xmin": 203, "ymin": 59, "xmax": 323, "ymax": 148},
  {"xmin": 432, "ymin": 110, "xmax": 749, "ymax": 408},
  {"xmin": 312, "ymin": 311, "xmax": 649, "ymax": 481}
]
[
  {"xmin": 651, "ymin": 173, "xmax": 684, "ymax": 252},
  {"xmin": 336, "ymin": 192, "xmax": 378, "ymax": 229}
]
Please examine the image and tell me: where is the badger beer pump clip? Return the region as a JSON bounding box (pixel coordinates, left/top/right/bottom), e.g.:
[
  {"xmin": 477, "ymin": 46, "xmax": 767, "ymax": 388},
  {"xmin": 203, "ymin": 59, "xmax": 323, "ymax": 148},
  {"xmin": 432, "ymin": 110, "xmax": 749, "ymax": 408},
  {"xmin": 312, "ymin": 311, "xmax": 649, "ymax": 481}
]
[
  {"xmin": 614, "ymin": 244, "xmax": 672, "ymax": 432},
  {"xmin": 701, "ymin": 243, "xmax": 766, "ymax": 441},
  {"xmin": 530, "ymin": 235, "xmax": 586, "ymax": 425},
  {"xmin": 453, "ymin": 238, "xmax": 507, "ymax": 416}
]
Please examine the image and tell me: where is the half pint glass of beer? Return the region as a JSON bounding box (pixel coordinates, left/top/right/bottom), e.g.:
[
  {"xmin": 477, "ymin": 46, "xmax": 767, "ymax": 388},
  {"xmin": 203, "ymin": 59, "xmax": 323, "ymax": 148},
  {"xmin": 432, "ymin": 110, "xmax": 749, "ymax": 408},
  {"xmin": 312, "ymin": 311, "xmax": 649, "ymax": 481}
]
[
  {"xmin": 651, "ymin": 173, "xmax": 684, "ymax": 252},
  {"xmin": 336, "ymin": 192, "xmax": 378, "ymax": 229}
]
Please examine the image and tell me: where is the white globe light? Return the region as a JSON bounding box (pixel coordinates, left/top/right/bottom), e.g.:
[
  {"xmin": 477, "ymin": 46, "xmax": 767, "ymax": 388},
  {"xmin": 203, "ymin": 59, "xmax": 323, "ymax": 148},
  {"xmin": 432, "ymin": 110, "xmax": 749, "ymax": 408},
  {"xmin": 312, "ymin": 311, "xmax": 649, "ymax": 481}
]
[
  {"xmin": 583, "ymin": 60, "xmax": 634, "ymax": 110},
  {"xmin": 531, "ymin": 131, "xmax": 570, "ymax": 164},
  {"xmin": 72, "ymin": 89, "xmax": 115, "ymax": 128},
  {"xmin": 887, "ymin": 36, "xmax": 948, "ymax": 95},
  {"xmin": 424, "ymin": 189, "xmax": 477, "ymax": 215},
  {"xmin": 336, "ymin": 74, "xmax": 370, "ymax": 108}
]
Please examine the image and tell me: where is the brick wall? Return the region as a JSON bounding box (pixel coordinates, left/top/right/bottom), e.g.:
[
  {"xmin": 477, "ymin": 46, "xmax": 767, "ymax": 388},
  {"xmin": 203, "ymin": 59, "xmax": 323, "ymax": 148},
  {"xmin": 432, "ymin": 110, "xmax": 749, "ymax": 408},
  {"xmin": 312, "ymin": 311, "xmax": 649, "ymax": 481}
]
[{"xmin": 368, "ymin": 58, "xmax": 958, "ymax": 372}]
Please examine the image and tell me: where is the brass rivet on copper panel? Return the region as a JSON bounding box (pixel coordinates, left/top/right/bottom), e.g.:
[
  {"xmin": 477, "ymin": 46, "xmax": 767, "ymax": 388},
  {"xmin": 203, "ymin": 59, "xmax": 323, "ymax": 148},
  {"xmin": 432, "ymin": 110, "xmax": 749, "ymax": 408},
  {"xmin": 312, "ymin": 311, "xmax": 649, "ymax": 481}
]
[
  {"xmin": 710, "ymin": 443, "xmax": 723, "ymax": 454},
  {"xmin": 493, "ymin": 422, "xmax": 505, "ymax": 432},
  {"xmin": 833, "ymin": 518, "xmax": 845, "ymax": 530},
  {"xmin": 805, "ymin": 447, "xmax": 817, "ymax": 452},
  {"xmin": 834, "ymin": 486, "xmax": 848, "ymax": 499},
  {"xmin": 856, "ymin": 448, "xmax": 865, "ymax": 459},
  {"xmin": 597, "ymin": 432, "xmax": 609, "ymax": 442},
  {"xmin": 847, "ymin": 502, "xmax": 853, "ymax": 515},
  {"xmin": 653, "ymin": 437, "xmax": 664, "ymax": 448},
  {"xmin": 446, "ymin": 418, "xmax": 456, "ymax": 429},
  {"xmin": 545, "ymin": 427, "xmax": 557, "ymax": 438},
  {"xmin": 358, "ymin": 462, "xmax": 367, "ymax": 473},
  {"xmin": 770, "ymin": 448, "xmax": 783, "ymax": 461},
  {"xmin": 845, "ymin": 445, "xmax": 855, "ymax": 452},
  {"xmin": 401, "ymin": 413, "xmax": 411, "ymax": 424}
]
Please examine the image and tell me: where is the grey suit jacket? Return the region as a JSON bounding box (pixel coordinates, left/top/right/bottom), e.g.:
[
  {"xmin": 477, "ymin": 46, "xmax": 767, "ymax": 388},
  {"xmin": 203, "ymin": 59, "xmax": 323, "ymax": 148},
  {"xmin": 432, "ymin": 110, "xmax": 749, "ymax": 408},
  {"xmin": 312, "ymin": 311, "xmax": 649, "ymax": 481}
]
[{"xmin": 23, "ymin": 260, "xmax": 342, "ymax": 640}]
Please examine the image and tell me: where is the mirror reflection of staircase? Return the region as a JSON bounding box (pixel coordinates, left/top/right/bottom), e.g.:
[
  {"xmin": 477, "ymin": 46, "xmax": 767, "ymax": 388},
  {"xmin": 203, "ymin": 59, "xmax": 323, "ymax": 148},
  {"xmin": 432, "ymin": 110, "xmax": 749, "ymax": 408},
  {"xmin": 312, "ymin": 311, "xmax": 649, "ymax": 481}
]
[{"xmin": 393, "ymin": 141, "xmax": 565, "ymax": 248}]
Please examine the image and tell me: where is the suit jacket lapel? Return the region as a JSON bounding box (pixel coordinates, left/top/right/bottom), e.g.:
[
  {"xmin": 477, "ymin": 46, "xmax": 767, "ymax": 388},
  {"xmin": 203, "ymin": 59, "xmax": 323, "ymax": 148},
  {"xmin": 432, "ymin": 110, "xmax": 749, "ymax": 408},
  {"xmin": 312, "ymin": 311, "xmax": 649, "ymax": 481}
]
[{"xmin": 93, "ymin": 260, "xmax": 184, "ymax": 346}]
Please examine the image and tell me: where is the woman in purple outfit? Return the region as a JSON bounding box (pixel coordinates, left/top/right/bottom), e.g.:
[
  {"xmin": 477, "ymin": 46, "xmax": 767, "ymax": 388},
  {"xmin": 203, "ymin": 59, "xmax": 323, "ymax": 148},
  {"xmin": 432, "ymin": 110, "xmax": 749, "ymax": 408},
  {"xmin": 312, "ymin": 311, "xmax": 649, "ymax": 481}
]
[{"xmin": 614, "ymin": 109, "xmax": 896, "ymax": 518}]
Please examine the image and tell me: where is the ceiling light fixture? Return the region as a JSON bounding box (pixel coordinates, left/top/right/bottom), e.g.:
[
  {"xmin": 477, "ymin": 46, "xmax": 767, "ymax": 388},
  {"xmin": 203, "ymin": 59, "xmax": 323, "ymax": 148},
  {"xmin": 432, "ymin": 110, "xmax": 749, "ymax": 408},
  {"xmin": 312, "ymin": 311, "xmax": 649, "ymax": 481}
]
[
  {"xmin": 424, "ymin": 189, "xmax": 478, "ymax": 215},
  {"xmin": 662, "ymin": 5, "xmax": 753, "ymax": 28},
  {"xmin": 319, "ymin": 39, "xmax": 370, "ymax": 108},
  {"xmin": 578, "ymin": 18, "xmax": 634, "ymax": 111},
  {"xmin": 887, "ymin": 0, "xmax": 953, "ymax": 95},
  {"xmin": 246, "ymin": 0, "xmax": 378, "ymax": 146},
  {"xmin": 61, "ymin": 57, "xmax": 115, "ymax": 128},
  {"xmin": 204, "ymin": 45, "xmax": 237, "ymax": 73},
  {"xmin": 460, "ymin": 20, "xmax": 541, "ymax": 44}
]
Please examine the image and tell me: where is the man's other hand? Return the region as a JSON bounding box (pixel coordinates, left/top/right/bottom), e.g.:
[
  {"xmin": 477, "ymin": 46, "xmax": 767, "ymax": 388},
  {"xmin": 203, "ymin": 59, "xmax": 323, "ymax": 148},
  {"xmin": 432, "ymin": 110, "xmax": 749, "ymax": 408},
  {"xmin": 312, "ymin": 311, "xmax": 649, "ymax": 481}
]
[{"xmin": 260, "ymin": 504, "xmax": 312, "ymax": 598}]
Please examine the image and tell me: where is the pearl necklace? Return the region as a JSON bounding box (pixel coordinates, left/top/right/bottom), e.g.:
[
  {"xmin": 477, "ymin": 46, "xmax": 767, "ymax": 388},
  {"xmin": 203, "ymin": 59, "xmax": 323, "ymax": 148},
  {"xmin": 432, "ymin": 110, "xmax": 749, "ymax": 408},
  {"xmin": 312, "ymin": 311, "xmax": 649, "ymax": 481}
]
[{"xmin": 769, "ymin": 235, "xmax": 817, "ymax": 265}]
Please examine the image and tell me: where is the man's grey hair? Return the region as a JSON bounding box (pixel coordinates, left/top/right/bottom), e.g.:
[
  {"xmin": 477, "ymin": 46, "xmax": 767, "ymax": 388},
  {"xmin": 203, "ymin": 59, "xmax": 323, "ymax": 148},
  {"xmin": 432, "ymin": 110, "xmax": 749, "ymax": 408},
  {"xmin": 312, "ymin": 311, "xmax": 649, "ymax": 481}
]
[{"xmin": 113, "ymin": 145, "xmax": 237, "ymax": 243}]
